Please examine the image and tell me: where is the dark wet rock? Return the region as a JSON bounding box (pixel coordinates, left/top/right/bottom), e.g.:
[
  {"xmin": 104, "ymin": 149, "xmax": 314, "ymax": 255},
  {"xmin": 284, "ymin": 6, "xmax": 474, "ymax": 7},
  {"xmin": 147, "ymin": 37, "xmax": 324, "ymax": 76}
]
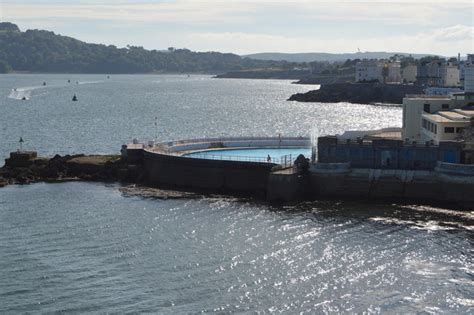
[
  {"xmin": 288, "ymin": 82, "xmax": 424, "ymax": 105},
  {"xmin": 119, "ymin": 185, "xmax": 201, "ymax": 199},
  {"xmin": 1, "ymin": 153, "xmax": 129, "ymax": 186}
]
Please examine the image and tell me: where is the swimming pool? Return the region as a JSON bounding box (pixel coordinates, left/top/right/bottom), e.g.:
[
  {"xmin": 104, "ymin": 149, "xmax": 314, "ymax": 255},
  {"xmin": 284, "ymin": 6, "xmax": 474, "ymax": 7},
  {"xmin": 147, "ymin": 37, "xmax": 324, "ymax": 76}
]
[{"xmin": 182, "ymin": 147, "xmax": 312, "ymax": 163}]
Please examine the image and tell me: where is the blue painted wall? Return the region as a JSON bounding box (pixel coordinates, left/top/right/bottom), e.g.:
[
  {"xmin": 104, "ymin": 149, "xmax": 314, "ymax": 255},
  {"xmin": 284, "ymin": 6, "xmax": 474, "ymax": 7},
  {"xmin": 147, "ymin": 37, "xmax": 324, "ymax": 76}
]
[{"xmin": 317, "ymin": 137, "xmax": 462, "ymax": 170}]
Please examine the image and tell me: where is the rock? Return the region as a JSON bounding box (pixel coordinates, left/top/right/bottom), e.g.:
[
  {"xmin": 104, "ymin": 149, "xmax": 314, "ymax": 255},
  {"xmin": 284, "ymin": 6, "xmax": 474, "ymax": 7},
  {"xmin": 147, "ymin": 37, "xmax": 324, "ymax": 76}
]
[
  {"xmin": 119, "ymin": 185, "xmax": 201, "ymax": 199},
  {"xmin": 288, "ymin": 82, "xmax": 424, "ymax": 105}
]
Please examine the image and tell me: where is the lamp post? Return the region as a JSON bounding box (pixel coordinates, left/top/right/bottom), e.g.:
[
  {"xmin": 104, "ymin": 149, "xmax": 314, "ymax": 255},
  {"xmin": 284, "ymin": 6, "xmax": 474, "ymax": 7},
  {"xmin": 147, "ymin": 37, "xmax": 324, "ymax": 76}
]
[{"xmin": 154, "ymin": 116, "xmax": 158, "ymax": 141}]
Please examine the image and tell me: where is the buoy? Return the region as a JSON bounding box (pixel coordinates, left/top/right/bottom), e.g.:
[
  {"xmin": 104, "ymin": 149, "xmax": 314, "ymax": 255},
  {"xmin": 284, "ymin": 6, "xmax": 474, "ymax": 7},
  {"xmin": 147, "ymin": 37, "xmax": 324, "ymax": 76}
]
[{"xmin": 72, "ymin": 94, "xmax": 78, "ymax": 101}]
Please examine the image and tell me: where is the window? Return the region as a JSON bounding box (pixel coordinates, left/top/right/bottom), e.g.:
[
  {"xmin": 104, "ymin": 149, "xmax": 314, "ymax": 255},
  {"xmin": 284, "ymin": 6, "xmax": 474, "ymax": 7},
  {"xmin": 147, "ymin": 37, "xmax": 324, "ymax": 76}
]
[
  {"xmin": 424, "ymin": 103, "xmax": 431, "ymax": 113},
  {"xmin": 422, "ymin": 119, "xmax": 427, "ymax": 129},
  {"xmin": 442, "ymin": 103, "xmax": 449, "ymax": 109},
  {"xmin": 444, "ymin": 127, "xmax": 454, "ymax": 133},
  {"xmin": 456, "ymin": 127, "xmax": 464, "ymax": 133},
  {"xmin": 434, "ymin": 124, "xmax": 437, "ymax": 134}
]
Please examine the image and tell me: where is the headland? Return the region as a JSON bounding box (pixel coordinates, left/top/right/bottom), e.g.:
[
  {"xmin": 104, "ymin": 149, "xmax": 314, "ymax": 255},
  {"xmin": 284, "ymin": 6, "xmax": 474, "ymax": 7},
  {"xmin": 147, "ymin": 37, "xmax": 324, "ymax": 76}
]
[{"xmin": 288, "ymin": 83, "xmax": 424, "ymax": 105}]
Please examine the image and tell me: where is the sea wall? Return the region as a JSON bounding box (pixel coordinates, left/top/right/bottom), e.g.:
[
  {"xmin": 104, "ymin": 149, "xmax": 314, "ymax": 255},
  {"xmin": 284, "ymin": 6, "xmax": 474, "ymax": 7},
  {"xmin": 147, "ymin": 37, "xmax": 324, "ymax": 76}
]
[
  {"xmin": 309, "ymin": 164, "xmax": 474, "ymax": 207},
  {"xmin": 143, "ymin": 150, "xmax": 275, "ymax": 196}
]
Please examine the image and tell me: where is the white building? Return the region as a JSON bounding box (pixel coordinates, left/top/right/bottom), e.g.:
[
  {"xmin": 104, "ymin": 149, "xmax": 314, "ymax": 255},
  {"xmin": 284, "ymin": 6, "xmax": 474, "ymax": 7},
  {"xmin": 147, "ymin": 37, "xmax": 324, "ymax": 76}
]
[
  {"xmin": 421, "ymin": 109, "xmax": 473, "ymax": 144},
  {"xmin": 442, "ymin": 64, "xmax": 460, "ymax": 87},
  {"xmin": 355, "ymin": 60, "xmax": 401, "ymax": 83},
  {"xmin": 401, "ymin": 64, "xmax": 417, "ymax": 83},
  {"xmin": 402, "ymin": 92, "xmax": 474, "ymax": 142},
  {"xmin": 355, "ymin": 60, "xmax": 381, "ymax": 82},
  {"xmin": 387, "ymin": 61, "xmax": 402, "ymax": 83}
]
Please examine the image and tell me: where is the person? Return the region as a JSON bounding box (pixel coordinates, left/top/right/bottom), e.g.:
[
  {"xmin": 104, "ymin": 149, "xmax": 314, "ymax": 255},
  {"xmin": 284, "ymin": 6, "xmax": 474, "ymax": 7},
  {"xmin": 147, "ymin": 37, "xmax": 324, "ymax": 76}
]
[{"xmin": 267, "ymin": 154, "xmax": 272, "ymax": 163}]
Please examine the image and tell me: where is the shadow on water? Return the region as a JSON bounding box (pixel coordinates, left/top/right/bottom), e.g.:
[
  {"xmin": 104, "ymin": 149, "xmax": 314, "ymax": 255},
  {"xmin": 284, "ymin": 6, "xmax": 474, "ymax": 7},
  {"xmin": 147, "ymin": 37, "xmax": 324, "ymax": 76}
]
[
  {"xmin": 266, "ymin": 199, "xmax": 474, "ymax": 234},
  {"xmin": 120, "ymin": 183, "xmax": 474, "ymax": 234}
]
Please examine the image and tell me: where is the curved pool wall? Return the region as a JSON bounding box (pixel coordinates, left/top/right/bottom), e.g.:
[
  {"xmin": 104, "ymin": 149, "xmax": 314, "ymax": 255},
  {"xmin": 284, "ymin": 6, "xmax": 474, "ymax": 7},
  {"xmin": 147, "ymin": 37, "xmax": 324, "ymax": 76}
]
[
  {"xmin": 139, "ymin": 136, "xmax": 311, "ymax": 196},
  {"xmin": 183, "ymin": 148, "xmax": 312, "ymax": 163},
  {"xmin": 163, "ymin": 137, "xmax": 311, "ymax": 154}
]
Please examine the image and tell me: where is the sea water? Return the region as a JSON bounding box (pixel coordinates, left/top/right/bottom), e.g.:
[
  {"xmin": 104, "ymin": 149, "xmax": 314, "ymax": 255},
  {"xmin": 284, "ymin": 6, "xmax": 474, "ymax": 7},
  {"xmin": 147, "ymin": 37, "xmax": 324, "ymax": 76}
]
[{"xmin": 0, "ymin": 74, "xmax": 472, "ymax": 313}]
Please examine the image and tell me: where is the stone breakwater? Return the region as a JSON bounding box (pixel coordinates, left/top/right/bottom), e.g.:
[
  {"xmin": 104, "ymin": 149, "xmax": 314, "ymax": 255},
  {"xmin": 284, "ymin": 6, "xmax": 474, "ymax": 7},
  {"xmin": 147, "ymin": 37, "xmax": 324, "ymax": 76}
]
[
  {"xmin": 288, "ymin": 82, "xmax": 424, "ymax": 105},
  {"xmin": 0, "ymin": 152, "xmax": 125, "ymax": 186}
]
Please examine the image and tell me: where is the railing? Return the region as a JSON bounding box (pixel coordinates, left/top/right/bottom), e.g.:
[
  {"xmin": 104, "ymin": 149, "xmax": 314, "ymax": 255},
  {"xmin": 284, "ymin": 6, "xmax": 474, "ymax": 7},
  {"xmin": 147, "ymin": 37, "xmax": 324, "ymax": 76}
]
[
  {"xmin": 279, "ymin": 154, "xmax": 293, "ymax": 168},
  {"xmin": 185, "ymin": 153, "xmax": 301, "ymax": 166},
  {"xmin": 165, "ymin": 136, "xmax": 310, "ymax": 146},
  {"xmin": 185, "ymin": 153, "xmax": 270, "ymax": 163}
]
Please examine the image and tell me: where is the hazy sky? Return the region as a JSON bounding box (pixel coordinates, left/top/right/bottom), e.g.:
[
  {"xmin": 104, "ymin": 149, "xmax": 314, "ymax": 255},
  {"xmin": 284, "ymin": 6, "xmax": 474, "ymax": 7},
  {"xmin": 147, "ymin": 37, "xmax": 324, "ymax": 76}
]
[{"xmin": 1, "ymin": 0, "xmax": 473, "ymax": 56}]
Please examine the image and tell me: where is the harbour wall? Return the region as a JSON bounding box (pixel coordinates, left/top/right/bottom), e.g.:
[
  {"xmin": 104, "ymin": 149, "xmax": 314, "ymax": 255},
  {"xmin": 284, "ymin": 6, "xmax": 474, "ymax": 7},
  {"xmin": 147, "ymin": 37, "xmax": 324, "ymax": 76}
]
[
  {"xmin": 143, "ymin": 150, "xmax": 275, "ymax": 196},
  {"xmin": 138, "ymin": 137, "xmax": 311, "ymax": 196},
  {"xmin": 308, "ymin": 162, "xmax": 474, "ymax": 206},
  {"xmin": 125, "ymin": 137, "xmax": 474, "ymax": 207}
]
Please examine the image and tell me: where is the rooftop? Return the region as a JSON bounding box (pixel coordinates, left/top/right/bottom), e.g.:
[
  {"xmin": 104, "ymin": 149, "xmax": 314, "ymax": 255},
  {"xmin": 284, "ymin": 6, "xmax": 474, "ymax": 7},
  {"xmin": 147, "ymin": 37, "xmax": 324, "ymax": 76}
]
[
  {"xmin": 438, "ymin": 111, "xmax": 472, "ymax": 121},
  {"xmin": 404, "ymin": 95, "xmax": 451, "ymax": 100},
  {"xmin": 454, "ymin": 109, "xmax": 474, "ymax": 117},
  {"xmin": 422, "ymin": 113, "xmax": 472, "ymax": 124}
]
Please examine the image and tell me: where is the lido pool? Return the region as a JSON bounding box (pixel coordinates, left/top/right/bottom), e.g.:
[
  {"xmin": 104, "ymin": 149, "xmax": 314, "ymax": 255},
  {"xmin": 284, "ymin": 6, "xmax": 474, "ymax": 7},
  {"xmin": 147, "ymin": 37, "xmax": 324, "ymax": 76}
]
[{"xmin": 182, "ymin": 147, "xmax": 312, "ymax": 163}]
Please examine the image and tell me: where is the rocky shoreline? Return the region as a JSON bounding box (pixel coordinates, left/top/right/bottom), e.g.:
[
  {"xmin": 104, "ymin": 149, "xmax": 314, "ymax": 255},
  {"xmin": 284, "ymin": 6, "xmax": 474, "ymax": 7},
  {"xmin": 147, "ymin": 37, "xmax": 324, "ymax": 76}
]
[
  {"xmin": 0, "ymin": 152, "xmax": 127, "ymax": 186},
  {"xmin": 288, "ymin": 82, "xmax": 424, "ymax": 104},
  {"xmin": 0, "ymin": 151, "xmax": 251, "ymax": 200}
]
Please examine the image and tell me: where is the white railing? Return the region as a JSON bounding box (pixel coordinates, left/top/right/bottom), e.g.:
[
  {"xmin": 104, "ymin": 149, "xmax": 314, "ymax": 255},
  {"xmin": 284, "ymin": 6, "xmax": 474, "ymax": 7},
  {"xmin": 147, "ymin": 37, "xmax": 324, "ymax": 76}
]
[{"xmin": 184, "ymin": 153, "xmax": 301, "ymax": 165}]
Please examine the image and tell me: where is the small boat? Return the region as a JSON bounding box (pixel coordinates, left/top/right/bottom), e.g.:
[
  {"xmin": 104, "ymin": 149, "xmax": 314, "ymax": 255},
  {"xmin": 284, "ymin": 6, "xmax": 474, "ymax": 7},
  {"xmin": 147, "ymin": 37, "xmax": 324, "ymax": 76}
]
[
  {"xmin": 21, "ymin": 96, "xmax": 27, "ymax": 100},
  {"xmin": 68, "ymin": 79, "xmax": 71, "ymax": 83},
  {"xmin": 72, "ymin": 94, "xmax": 78, "ymax": 101},
  {"xmin": 42, "ymin": 81, "xmax": 46, "ymax": 86}
]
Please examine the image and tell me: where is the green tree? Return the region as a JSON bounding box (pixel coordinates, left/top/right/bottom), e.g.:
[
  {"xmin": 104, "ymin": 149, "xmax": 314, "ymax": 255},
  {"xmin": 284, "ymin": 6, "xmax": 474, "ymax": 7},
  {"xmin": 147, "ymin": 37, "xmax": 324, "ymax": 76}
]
[{"xmin": 0, "ymin": 60, "xmax": 11, "ymax": 73}]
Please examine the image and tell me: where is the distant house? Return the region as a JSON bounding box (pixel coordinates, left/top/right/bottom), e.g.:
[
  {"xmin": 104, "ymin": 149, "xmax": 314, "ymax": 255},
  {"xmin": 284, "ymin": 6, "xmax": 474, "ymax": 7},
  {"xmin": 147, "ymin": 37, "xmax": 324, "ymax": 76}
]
[
  {"xmin": 417, "ymin": 60, "xmax": 460, "ymax": 87},
  {"xmin": 355, "ymin": 60, "xmax": 401, "ymax": 83},
  {"xmin": 401, "ymin": 64, "xmax": 417, "ymax": 83}
]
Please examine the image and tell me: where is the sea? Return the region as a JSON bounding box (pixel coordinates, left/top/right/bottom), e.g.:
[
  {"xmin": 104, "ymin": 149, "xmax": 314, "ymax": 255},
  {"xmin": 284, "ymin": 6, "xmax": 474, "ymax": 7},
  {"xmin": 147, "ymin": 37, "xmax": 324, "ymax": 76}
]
[{"xmin": 0, "ymin": 74, "xmax": 472, "ymax": 313}]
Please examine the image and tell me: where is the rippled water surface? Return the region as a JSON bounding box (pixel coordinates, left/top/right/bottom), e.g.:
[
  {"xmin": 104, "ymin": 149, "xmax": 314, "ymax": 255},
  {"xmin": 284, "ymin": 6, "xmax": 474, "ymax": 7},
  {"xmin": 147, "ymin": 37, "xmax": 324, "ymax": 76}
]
[{"xmin": 0, "ymin": 74, "xmax": 472, "ymax": 313}]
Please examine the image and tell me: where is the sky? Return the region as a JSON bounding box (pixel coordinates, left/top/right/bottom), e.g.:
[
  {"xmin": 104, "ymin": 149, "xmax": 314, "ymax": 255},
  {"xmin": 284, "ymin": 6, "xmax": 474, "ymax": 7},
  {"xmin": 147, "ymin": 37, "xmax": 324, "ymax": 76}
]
[{"xmin": 1, "ymin": 0, "xmax": 473, "ymax": 56}]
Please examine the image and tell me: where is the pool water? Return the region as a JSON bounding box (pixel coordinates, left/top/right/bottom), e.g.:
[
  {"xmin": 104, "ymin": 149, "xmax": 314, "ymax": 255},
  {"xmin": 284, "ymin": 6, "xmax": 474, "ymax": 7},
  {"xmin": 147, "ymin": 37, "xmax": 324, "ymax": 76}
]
[{"xmin": 183, "ymin": 147, "xmax": 312, "ymax": 163}]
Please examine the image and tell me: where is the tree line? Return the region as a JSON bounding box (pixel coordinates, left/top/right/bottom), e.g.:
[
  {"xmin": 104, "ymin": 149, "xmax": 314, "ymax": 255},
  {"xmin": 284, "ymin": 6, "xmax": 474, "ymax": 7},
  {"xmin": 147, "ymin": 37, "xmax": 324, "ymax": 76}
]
[{"xmin": 0, "ymin": 23, "xmax": 299, "ymax": 74}]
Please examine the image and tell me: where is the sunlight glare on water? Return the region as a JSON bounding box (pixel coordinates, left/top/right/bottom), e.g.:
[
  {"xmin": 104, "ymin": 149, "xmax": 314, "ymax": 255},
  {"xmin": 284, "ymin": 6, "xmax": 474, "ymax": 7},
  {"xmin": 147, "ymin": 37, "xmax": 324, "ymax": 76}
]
[{"xmin": 0, "ymin": 74, "xmax": 471, "ymax": 313}]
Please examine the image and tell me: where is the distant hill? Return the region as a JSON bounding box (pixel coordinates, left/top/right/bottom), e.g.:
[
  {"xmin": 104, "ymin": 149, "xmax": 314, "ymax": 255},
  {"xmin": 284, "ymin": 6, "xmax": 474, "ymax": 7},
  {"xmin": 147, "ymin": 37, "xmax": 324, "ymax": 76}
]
[
  {"xmin": 243, "ymin": 52, "xmax": 439, "ymax": 63},
  {"xmin": 0, "ymin": 23, "xmax": 292, "ymax": 74}
]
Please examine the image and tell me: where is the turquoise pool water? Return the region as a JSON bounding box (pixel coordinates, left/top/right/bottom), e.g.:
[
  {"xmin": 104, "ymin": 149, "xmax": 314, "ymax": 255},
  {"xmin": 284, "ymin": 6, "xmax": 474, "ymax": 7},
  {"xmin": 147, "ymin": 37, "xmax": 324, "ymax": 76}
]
[{"xmin": 183, "ymin": 147, "xmax": 312, "ymax": 163}]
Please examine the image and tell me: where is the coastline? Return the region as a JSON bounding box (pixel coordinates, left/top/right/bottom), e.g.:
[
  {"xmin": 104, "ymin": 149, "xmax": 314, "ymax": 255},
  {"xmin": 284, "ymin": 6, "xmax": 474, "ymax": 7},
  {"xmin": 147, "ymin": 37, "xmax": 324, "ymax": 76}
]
[{"xmin": 288, "ymin": 82, "xmax": 424, "ymax": 105}]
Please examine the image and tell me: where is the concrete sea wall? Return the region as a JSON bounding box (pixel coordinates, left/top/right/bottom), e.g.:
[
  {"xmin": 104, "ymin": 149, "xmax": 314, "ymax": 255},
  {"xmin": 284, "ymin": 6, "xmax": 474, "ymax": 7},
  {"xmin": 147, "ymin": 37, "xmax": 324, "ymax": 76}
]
[
  {"xmin": 309, "ymin": 163, "xmax": 474, "ymax": 206},
  {"xmin": 143, "ymin": 150, "xmax": 275, "ymax": 196}
]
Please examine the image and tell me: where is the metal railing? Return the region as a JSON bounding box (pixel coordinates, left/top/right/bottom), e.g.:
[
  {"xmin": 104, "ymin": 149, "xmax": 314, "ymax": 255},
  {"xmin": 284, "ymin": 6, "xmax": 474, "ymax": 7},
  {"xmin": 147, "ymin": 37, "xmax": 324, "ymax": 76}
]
[
  {"xmin": 166, "ymin": 136, "xmax": 310, "ymax": 146},
  {"xmin": 186, "ymin": 153, "xmax": 270, "ymax": 163},
  {"xmin": 279, "ymin": 154, "xmax": 293, "ymax": 168},
  {"xmin": 185, "ymin": 153, "xmax": 301, "ymax": 166}
]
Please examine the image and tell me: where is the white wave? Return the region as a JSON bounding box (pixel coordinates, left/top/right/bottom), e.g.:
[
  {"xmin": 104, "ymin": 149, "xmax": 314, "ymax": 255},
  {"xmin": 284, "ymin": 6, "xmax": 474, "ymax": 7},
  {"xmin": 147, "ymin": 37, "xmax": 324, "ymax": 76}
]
[
  {"xmin": 7, "ymin": 85, "xmax": 46, "ymax": 100},
  {"xmin": 76, "ymin": 80, "xmax": 103, "ymax": 85}
]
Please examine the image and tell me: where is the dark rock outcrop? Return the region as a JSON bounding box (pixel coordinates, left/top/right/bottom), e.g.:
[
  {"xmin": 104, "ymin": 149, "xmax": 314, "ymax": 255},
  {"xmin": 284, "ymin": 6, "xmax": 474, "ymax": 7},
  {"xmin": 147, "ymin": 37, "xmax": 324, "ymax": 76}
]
[
  {"xmin": 288, "ymin": 83, "xmax": 424, "ymax": 105},
  {"xmin": 0, "ymin": 154, "xmax": 129, "ymax": 186},
  {"xmin": 293, "ymin": 74, "xmax": 354, "ymax": 85}
]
